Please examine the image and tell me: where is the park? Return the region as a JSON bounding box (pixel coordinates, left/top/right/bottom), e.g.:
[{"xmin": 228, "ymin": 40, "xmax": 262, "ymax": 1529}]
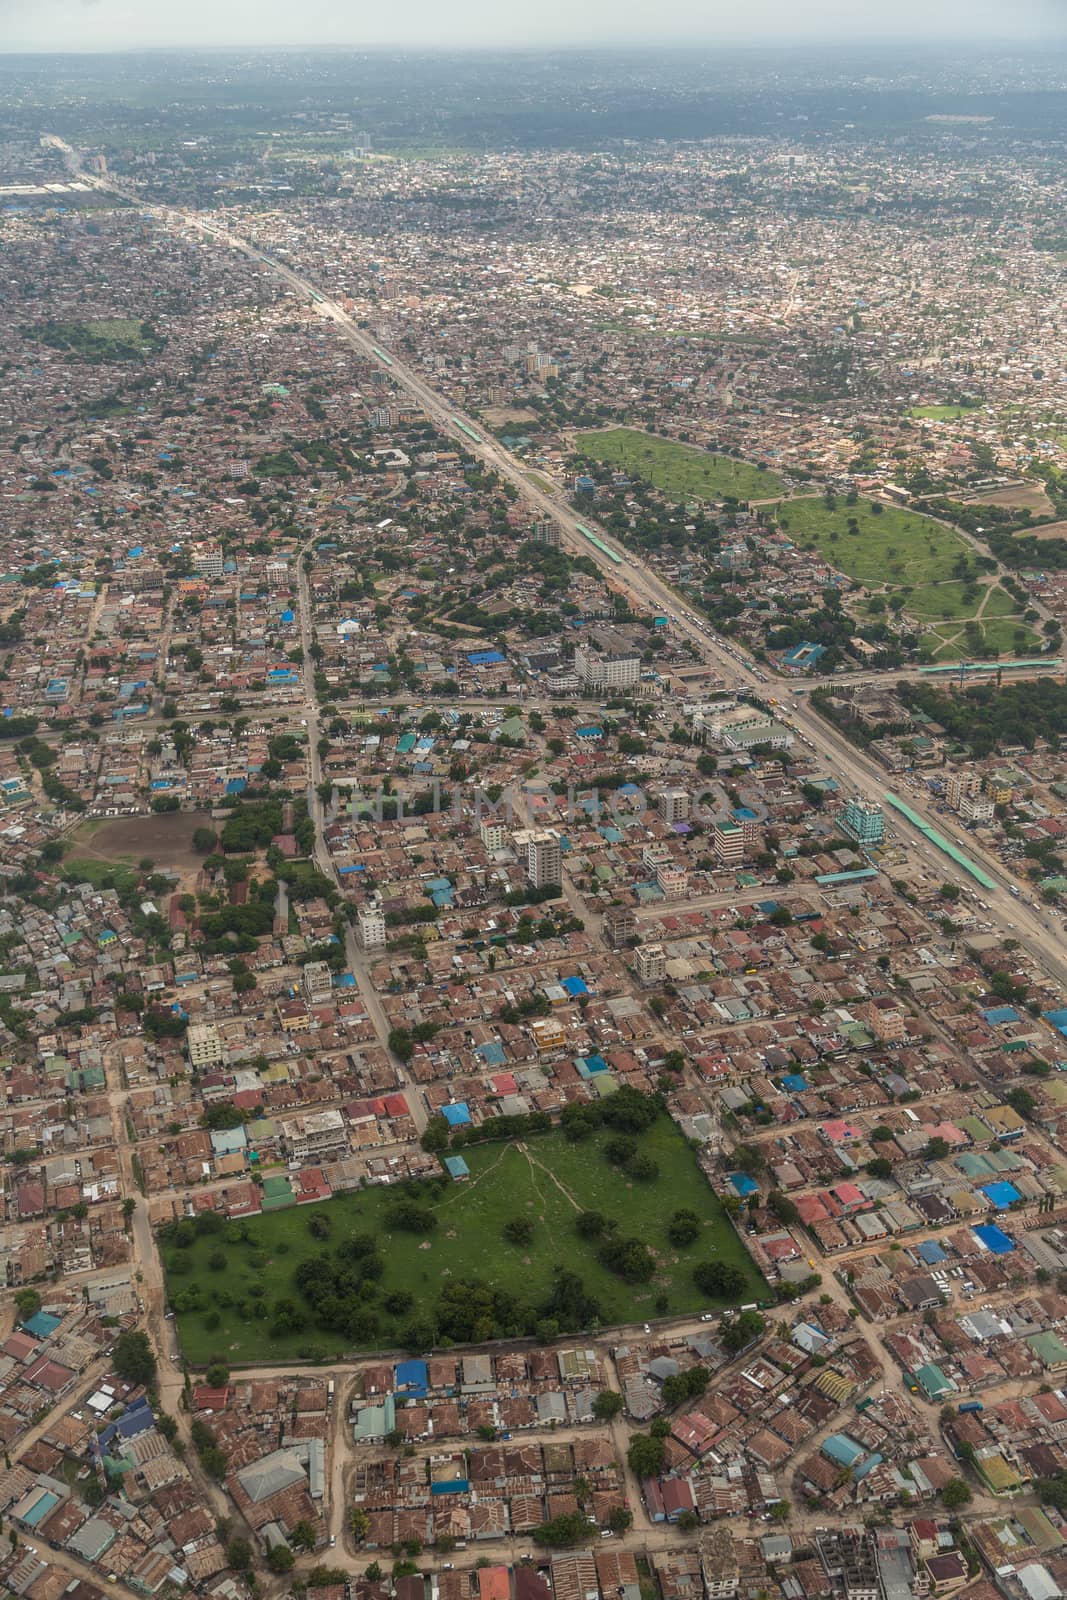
[
  {"xmin": 575, "ymin": 427, "xmax": 787, "ymax": 503},
  {"xmin": 161, "ymin": 1114, "xmax": 765, "ymax": 1364}
]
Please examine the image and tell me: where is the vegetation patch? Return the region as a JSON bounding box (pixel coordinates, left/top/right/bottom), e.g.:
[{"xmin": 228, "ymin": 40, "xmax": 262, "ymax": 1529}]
[
  {"xmin": 775, "ymin": 496, "xmax": 971, "ymax": 589},
  {"xmin": 162, "ymin": 1117, "xmax": 765, "ymax": 1363},
  {"xmin": 909, "ymin": 403, "xmax": 980, "ymax": 420},
  {"xmin": 576, "ymin": 427, "xmax": 786, "ymax": 503},
  {"xmin": 23, "ymin": 318, "xmax": 165, "ymax": 362}
]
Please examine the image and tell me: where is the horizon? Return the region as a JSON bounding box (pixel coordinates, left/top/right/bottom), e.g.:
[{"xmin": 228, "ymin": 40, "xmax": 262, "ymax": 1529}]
[{"xmin": 0, "ymin": 0, "xmax": 1063, "ymax": 55}]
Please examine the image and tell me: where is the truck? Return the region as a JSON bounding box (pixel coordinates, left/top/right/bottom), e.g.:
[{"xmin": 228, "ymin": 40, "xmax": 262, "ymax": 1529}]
[
  {"xmin": 958, "ymin": 1400, "xmax": 984, "ymax": 1414},
  {"xmin": 1009, "ymin": 885, "xmax": 1021, "ymax": 898}
]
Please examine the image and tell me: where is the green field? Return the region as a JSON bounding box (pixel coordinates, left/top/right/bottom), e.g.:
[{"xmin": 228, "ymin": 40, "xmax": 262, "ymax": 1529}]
[
  {"xmin": 63, "ymin": 856, "xmax": 140, "ymax": 892},
  {"xmin": 904, "ymin": 581, "xmax": 1017, "ymax": 622},
  {"xmin": 775, "ymin": 497, "xmax": 971, "ymax": 588},
  {"xmin": 909, "ymin": 404, "xmax": 980, "ymax": 421},
  {"xmin": 163, "ymin": 1120, "xmax": 765, "ymax": 1364},
  {"xmin": 576, "ymin": 428, "xmax": 786, "ymax": 503},
  {"xmin": 23, "ymin": 318, "xmax": 165, "ymax": 363}
]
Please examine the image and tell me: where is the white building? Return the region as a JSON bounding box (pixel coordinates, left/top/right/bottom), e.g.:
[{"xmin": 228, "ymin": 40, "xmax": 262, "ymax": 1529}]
[
  {"xmin": 513, "ymin": 828, "xmax": 562, "ymax": 890},
  {"xmin": 187, "ymin": 1022, "xmax": 224, "ymax": 1071}
]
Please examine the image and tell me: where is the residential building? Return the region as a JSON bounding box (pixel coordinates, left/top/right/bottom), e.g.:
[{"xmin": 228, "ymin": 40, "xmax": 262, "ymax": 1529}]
[
  {"xmin": 513, "ymin": 828, "xmax": 562, "ymax": 890},
  {"xmin": 658, "ymin": 788, "xmax": 690, "ymax": 824},
  {"xmin": 635, "ymin": 944, "xmax": 666, "ymax": 985},
  {"xmin": 841, "ymin": 795, "xmax": 885, "ymax": 846},
  {"xmin": 480, "ymin": 817, "xmax": 508, "ymax": 852},
  {"xmin": 603, "ymin": 906, "xmax": 637, "ymax": 948},
  {"xmin": 357, "ymin": 897, "xmax": 387, "ymax": 951},
  {"xmin": 574, "ymin": 626, "xmax": 641, "ymax": 692},
  {"xmin": 189, "ymin": 541, "xmax": 225, "ymax": 579},
  {"xmin": 302, "ymin": 961, "xmax": 333, "ymax": 1005},
  {"xmin": 713, "ymin": 821, "xmax": 745, "ymax": 867},
  {"xmin": 279, "ymin": 1109, "xmax": 348, "ymax": 1164},
  {"xmin": 187, "ymin": 1022, "xmax": 224, "ymax": 1072}
]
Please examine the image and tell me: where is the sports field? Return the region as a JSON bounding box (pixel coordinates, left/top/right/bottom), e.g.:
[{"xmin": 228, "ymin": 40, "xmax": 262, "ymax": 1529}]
[
  {"xmin": 162, "ymin": 1120, "xmax": 765, "ymax": 1363},
  {"xmin": 575, "ymin": 428, "xmax": 786, "ymax": 502}
]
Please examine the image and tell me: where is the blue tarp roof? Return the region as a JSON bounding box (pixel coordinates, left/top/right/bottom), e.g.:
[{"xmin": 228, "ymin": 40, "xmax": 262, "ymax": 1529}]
[
  {"xmin": 982, "ymin": 1006, "xmax": 1020, "ymax": 1025},
  {"xmin": 562, "ymin": 976, "xmax": 589, "ymax": 997},
  {"xmin": 822, "ymin": 1434, "xmax": 864, "ymax": 1467},
  {"xmin": 395, "ymin": 1359, "xmax": 428, "ymax": 1396},
  {"xmin": 730, "ymin": 1172, "xmax": 760, "ymax": 1196},
  {"xmin": 467, "ymin": 649, "xmax": 506, "ymax": 666},
  {"xmin": 980, "ymin": 1181, "xmax": 1021, "ymax": 1210},
  {"xmin": 441, "ymin": 1102, "xmax": 471, "ymax": 1127},
  {"xmin": 781, "ymin": 1073, "xmax": 809, "ymax": 1093},
  {"xmin": 22, "ymin": 1311, "xmax": 61, "ymax": 1339},
  {"xmin": 916, "ymin": 1239, "xmax": 948, "ymax": 1265},
  {"xmin": 974, "ymin": 1223, "xmax": 1015, "ymax": 1254},
  {"xmin": 444, "ymin": 1155, "xmax": 470, "ymax": 1179},
  {"xmin": 475, "ymin": 1040, "xmax": 507, "ymax": 1066}
]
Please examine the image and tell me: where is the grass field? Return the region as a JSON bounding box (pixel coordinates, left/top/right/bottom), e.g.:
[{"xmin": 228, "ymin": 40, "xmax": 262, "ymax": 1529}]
[
  {"xmin": 775, "ymin": 497, "xmax": 971, "ymax": 588},
  {"xmin": 576, "ymin": 428, "xmax": 786, "ymax": 503},
  {"xmin": 909, "ymin": 404, "xmax": 980, "ymax": 421},
  {"xmin": 163, "ymin": 1120, "xmax": 765, "ymax": 1364},
  {"xmin": 905, "ymin": 581, "xmax": 1015, "ymax": 621}
]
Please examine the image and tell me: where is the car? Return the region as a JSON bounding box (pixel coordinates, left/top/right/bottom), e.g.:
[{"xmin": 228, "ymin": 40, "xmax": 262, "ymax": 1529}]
[
  {"xmin": 700, "ymin": 1312, "xmax": 714, "ymax": 1322},
  {"xmin": 643, "ymin": 1322, "xmax": 651, "ymax": 1334},
  {"xmin": 329, "ymin": 1536, "xmax": 336, "ymax": 1548}
]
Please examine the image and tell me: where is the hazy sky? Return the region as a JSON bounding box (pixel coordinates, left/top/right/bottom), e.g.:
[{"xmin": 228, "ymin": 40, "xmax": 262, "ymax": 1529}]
[{"xmin": 0, "ymin": 0, "xmax": 1062, "ymax": 52}]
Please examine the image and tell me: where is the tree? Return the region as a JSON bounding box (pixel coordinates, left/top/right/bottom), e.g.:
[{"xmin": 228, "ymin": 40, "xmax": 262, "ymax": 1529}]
[
  {"xmin": 721, "ymin": 1309, "xmax": 766, "ymax": 1352},
  {"xmin": 592, "ymin": 1389, "xmax": 624, "ymax": 1421},
  {"xmin": 627, "ymin": 1433, "xmax": 666, "ymax": 1478},
  {"xmin": 350, "ymin": 1508, "xmax": 370, "ymax": 1543},
  {"xmin": 266, "ymin": 1544, "xmax": 296, "ymax": 1574},
  {"xmin": 205, "ymin": 1362, "xmax": 230, "ymax": 1387},
  {"xmin": 503, "ymin": 1216, "xmax": 534, "ymax": 1246},
  {"xmin": 112, "ymin": 1330, "xmax": 156, "ymax": 1389},
  {"xmin": 668, "ymin": 1210, "xmax": 701, "ymax": 1247},
  {"xmin": 608, "ymin": 1506, "xmax": 633, "ymax": 1534},
  {"xmin": 693, "ymin": 1261, "xmax": 747, "ymax": 1299},
  {"xmin": 192, "ymin": 826, "xmax": 218, "ymax": 854},
  {"xmin": 941, "ymin": 1478, "xmax": 972, "ymax": 1509},
  {"xmin": 226, "ymin": 1538, "xmax": 252, "ymax": 1571}
]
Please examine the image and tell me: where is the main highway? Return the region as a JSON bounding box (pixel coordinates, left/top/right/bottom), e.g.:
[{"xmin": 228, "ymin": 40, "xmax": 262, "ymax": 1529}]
[{"xmin": 48, "ymin": 137, "xmax": 1067, "ymax": 997}]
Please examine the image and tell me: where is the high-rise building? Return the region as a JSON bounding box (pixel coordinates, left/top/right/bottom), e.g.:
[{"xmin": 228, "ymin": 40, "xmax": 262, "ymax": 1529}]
[
  {"xmin": 713, "ymin": 821, "xmax": 745, "ymax": 867},
  {"xmin": 190, "ymin": 541, "xmax": 224, "ymax": 579},
  {"xmin": 187, "ymin": 1022, "xmax": 223, "ymax": 1071},
  {"xmin": 480, "ymin": 818, "xmax": 508, "ymax": 852},
  {"xmin": 840, "ymin": 796, "xmax": 885, "ymax": 847},
  {"xmin": 635, "ymin": 944, "xmax": 666, "ymax": 986},
  {"xmin": 574, "ymin": 627, "xmax": 641, "ymax": 692},
  {"xmin": 658, "ymin": 788, "xmax": 690, "ymax": 824},
  {"xmin": 303, "ymin": 960, "xmax": 333, "ymax": 1005},
  {"xmin": 604, "ymin": 906, "xmax": 637, "ymax": 948},
  {"xmin": 946, "ymin": 771, "xmax": 980, "ymax": 811},
  {"xmin": 513, "ymin": 828, "xmax": 562, "ymax": 890},
  {"xmin": 358, "ymin": 898, "xmax": 387, "ymax": 951}
]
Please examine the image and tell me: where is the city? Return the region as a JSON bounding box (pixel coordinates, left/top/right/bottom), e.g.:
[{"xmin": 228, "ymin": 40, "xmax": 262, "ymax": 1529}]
[{"xmin": 1, "ymin": 33, "xmax": 1067, "ymax": 1600}]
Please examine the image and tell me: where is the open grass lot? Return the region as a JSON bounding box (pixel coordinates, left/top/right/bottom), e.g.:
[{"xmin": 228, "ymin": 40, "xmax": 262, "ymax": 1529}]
[
  {"xmin": 164, "ymin": 1120, "xmax": 765, "ymax": 1364},
  {"xmin": 905, "ymin": 581, "xmax": 1015, "ymax": 622},
  {"xmin": 909, "ymin": 404, "xmax": 980, "ymax": 421},
  {"xmin": 926, "ymin": 619, "xmax": 1042, "ymax": 662},
  {"xmin": 576, "ymin": 427, "xmax": 786, "ymax": 503},
  {"xmin": 777, "ymin": 497, "xmax": 970, "ymax": 588}
]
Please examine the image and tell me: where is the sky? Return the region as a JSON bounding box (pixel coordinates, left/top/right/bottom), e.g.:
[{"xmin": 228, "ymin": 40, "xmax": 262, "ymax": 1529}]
[{"xmin": 0, "ymin": 0, "xmax": 1062, "ymax": 52}]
